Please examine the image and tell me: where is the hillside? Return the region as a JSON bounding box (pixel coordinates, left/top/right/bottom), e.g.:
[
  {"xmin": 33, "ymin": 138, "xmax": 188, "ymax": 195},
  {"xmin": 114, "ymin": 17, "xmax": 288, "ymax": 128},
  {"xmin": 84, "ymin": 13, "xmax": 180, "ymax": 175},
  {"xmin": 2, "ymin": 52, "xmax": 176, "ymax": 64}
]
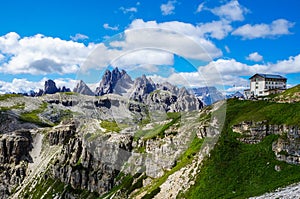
[
  {"xmin": 182, "ymin": 99, "xmax": 300, "ymax": 198},
  {"xmin": 0, "ymin": 82, "xmax": 300, "ymax": 198},
  {"xmin": 274, "ymin": 84, "xmax": 300, "ymax": 103}
]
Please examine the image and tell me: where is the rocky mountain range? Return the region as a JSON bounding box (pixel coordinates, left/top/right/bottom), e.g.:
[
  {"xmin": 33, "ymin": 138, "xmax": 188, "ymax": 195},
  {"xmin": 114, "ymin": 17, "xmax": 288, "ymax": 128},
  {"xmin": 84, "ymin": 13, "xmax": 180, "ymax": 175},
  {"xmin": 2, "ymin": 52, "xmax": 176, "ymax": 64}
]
[
  {"xmin": 189, "ymin": 86, "xmax": 225, "ymax": 105},
  {"xmin": 23, "ymin": 79, "xmax": 71, "ymax": 97},
  {"xmin": 74, "ymin": 67, "xmax": 203, "ymax": 112},
  {"xmin": 22, "ymin": 68, "xmax": 233, "ymax": 108},
  {"xmin": 226, "ymin": 91, "xmax": 244, "ymax": 99},
  {"xmin": 1, "ymin": 69, "xmax": 300, "ymax": 199}
]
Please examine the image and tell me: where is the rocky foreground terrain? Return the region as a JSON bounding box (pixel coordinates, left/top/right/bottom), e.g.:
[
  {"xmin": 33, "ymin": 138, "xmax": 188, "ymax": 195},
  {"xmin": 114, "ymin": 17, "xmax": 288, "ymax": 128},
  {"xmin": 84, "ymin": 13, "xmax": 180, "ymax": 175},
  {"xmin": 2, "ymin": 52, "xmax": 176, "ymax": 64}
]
[{"xmin": 0, "ymin": 70, "xmax": 300, "ymax": 198}]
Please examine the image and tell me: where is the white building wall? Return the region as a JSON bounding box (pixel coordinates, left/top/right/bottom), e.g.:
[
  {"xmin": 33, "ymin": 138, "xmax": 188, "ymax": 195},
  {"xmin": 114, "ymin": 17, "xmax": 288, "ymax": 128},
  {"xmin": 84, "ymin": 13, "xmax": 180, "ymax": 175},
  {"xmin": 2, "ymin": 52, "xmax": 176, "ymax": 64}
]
[{"xmin": 250, "ymin": 78, "xmax": 265, "ymax": 96}]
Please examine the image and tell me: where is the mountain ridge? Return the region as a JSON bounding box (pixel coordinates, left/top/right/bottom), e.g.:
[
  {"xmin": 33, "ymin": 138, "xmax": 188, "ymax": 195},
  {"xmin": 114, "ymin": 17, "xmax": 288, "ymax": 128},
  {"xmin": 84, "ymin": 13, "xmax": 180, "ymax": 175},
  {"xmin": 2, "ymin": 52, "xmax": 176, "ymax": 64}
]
[
  {"xmin": 74, "ymin": 68, "xmax": 204, "ymax": 112},
  {"xmin": 0, "ymin": 85, "xmax": 300, "ymax": 198}
]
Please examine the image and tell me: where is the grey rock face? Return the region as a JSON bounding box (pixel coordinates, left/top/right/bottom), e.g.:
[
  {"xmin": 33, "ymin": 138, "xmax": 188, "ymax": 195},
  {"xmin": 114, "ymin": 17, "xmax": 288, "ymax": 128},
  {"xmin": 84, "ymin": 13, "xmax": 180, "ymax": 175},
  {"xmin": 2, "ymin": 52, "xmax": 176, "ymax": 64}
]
[
  {"xmin": 232, "ymin": 121, "xmax": 269, "ymax": 144},
  {"xmin": 273, "ymin": 126, "xmax": 300, "ymax": 165},
  {"xmin": 232, "ymin": 120, "xmax": 300, "ymax": 165},
  {"xmin": 190, "ymin": 87, "xmax": 225, "ymax": 105},
  {"xmin": 47, "ymin": 121, "xmax": 76, "ymax": 145},
  {"xmin": 0, "ymin": 130, "xmax": 32, "ymax": 165},
  {"xmin": 0, "ymin": 130, "xmax": 33, "ymax": 198},
  {"xmin": 60, "ymin": 86, "xmax": 71, "ymax": 93},
  {"xmin": 130, "ymin": 75, "xmax": 156, "ymax": 102},
  {"xmin": 156, "ymin": 82, "xmax": 179, "ymax": 95},
  {"xmin": 42, "ymin": 79, "xmax": 71, "ymax": 95},
  {"xmin": 95, "ymin": 68, "xmax": 133, "ymax": 96},
  {"xmin": 44, "ymin": 79, "xmax": 59, "ymax": 94},
  {"xmin": 52, "ymin": 129, "xmax": 133, "ymax": 196},
  {"xmin": 0, "ymin": 112, "xmax": 37, "ymax": 133},
  {"xmin": 142, "ymin": 84, "xmax": 203, "ymax": 112},
  {"xmin": 73, "ymin": 80, "xmax": 94, "ymax": 96},
  {"xmin": 35, "ymin": 89, "xmax": 44, "ymax": 97},
  {"xmin": 129, "ymin": 76, "xmax": 203, "ymax": 112}
]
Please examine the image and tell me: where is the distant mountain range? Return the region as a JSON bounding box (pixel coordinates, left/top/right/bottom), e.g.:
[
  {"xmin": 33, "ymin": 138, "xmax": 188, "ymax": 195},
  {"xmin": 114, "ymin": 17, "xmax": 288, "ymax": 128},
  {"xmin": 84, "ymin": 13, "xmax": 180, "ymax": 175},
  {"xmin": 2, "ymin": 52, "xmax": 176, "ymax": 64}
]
[
  {"xmin": 89, "ymin": 67, "xmax": 203, "ymax": 112},
  {"xmin": 20, "ymin": 67, "xmax": 243, "ymax": 106},
  {"xmin": 189, "ymin": 87, "xmax": 245, "ymax": 105},
  {"xmin": 22, "ymin": 79, "xmax": 71, "ymax": 97},
  {"xmin": 189, "ymin": 87, "xmax": 225, "ymax": 106}
]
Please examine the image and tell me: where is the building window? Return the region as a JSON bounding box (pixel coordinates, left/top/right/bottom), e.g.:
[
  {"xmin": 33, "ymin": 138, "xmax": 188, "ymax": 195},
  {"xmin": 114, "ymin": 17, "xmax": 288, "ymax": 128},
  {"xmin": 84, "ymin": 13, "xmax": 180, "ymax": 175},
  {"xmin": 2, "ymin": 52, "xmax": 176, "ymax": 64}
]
[{"xmin": 259, "ymin": 91, "xmax": 263, "ymax": 94}]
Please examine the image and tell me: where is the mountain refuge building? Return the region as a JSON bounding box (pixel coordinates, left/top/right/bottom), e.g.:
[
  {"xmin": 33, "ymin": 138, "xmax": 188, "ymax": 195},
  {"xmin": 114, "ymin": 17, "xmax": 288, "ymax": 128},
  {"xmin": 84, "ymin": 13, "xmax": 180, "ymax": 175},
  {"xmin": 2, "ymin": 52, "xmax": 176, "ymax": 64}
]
[{"xmin": 244, "ymin": 73, "xmax": 287, "ymax": 99}]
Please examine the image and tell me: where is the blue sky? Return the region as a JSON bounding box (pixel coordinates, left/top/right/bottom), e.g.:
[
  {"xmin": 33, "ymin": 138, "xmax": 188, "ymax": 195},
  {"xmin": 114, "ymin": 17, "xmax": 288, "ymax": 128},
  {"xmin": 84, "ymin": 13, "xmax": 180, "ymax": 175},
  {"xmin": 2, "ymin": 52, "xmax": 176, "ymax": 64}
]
[{"xmin": 0, "ymin": 0, "xmax": 299, "ymax": 93}]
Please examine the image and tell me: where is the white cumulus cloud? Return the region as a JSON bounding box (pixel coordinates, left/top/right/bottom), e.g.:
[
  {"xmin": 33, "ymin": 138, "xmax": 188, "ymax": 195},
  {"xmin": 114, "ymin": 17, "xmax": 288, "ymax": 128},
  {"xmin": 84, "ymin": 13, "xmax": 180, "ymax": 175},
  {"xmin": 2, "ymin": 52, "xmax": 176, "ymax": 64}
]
[
  {"xmin": 197, "ymin": 20, "xmax": 232, "ymax": 40},
  {"xmin": 210, "ymin": 0, "xmax": 249, "ymax": 21},
  {"xmin": 70, "ymin": 33, "xmax": 89, "ymax": 41},
  {"xmin": 149, "ymin": 54, "xmax": 300, "ymax": 89},
  {"xmin": 195, "ymin": 2, "xmax": 205, "ymax": 13},
  {"xmin": 160, "ymin": 0, "xmax": 177, "ymax": 16},
  {"xmin": 0, "ymin": 19, "xmax": 226, "ymax": 77},
  {"xmin": 103, "ymin": 23, "xmax": 119, "ymax": 31},
  {"xmin": 0, "ymin": 53, "xmax": 4, "ymax": 61},
  {"xmin": 225, "ymin": 45, "xmax": 230, "ymax": 53},
  {"xmin": 119, "ymin": 6, "xmax": 138, "ymax": 14},
  {"xmin": 232, "ymin": 19, "xmax": 295, "ymax": 39},
  {"xmin": 0, "ymin": 32, "xmax": 96, "ymax": 75},
  {"xmin": 121, "ymin": 19, "xmax": 222, "ymax": 60},
  {"xmin": 246, "ymin": 52, "xmax": 263, "ymax": 62},
  {"xmin": 111, "ymin": 49, "xmax": 174, "ymax": 68},
  {"xmin": 198, "ymin": 54, "xmax": 300, "ymax": 86}
]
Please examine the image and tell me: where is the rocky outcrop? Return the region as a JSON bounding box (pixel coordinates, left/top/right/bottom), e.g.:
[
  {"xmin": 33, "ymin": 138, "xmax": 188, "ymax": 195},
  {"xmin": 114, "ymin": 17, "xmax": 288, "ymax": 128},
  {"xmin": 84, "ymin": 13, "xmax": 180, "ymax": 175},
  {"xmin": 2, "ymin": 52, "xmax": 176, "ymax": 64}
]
[
  {"xmin": 95, "ymin": 67, "xmax": 133, "ymax": 96},
  {"xmin": 47, "ymin": 121, "xmax": 76, "ymax": 145},
  {"xmin": 51, "ymin": 132, "xmax": 133, "ymax": 195},
  {"xmin": 250, "ymin": 181, "xmax": 300, "ymax": 199},
  {"xmin": 73, "ymin": 80, "xmax": 94, "ymax": 96},
  {"xmin": 174, "ymin": 87, "xmax": 203, "ymax": 112},
  {"xmin": 0, "ymin": 130, "xmax": 33, "ymax": 198},
  {"xmin": 273, "ymin": 127, "xmax": 300, "ymax": 165},
  {"xmin": 35, "ymin": 89, "xmax": 44, "ymax": 97},
  {"xmin": 60, "ymin": 86, "xmax": 71, "ymax": 93},
  {"xmin": 144, "ymin": 87, "xmax": 203, "ymax": 112},
  {"xmin": 0, "ymin": 130, "xmax": 32, "ymax": 165},
  {"xmin": 0, "ymin": 112, "xmax": 37, "ymax": 133},
  {"xmin": 232, "ymin": 121, "xmax": 270, "ymax": 144},
  {"xmin": 44, "ymin": 79, "xmax": 59, "ymax": 94},
  {"xmin": 130, "ymin": 75, "xmax": 156, "ymax": 102},
  {"xmin": 232, "ymin": 121, "xmax": 300, "ymax": 165},
  {"xmin": 157, "ymin": 82, "xmax": 179, "ymax": 95}
]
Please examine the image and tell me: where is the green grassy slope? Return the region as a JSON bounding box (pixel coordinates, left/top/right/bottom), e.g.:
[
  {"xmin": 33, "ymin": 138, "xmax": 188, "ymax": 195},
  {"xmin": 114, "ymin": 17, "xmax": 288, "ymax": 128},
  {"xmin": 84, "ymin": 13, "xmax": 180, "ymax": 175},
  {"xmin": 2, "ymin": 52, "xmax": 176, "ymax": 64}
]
[
  {"xmin": 182, "ymin": 99, "xmax": 300, "ymax": 198},
  {"xmin": 19, "ymin": 102, "xmax": 53, "ymax": 127}
]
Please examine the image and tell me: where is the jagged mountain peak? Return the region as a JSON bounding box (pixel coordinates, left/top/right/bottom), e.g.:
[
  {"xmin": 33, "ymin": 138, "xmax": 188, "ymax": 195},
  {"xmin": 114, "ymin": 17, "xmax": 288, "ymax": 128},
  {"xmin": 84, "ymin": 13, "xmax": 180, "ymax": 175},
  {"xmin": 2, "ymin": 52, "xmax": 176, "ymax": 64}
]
[
  {"xmin": 190, "ymin": 86, "xmax": 225, "ymax": 105},
  {"xmin": 95, "ymin": 67, "xmax": 133, "ymax": 96},
  {"xmin": 73, "ymin": 80, "xmax": 94, "ymax": 96},
  {"xmin": 73, "ymin": 68, "xmax": 204, "ymax": 112},
  {"xmin": 178, "ymin": 87, "xmax": 190, "ymax": 97},
  {"xmin": 44, "ymin": 79, "xmax": 58, "ymax": 94}
]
